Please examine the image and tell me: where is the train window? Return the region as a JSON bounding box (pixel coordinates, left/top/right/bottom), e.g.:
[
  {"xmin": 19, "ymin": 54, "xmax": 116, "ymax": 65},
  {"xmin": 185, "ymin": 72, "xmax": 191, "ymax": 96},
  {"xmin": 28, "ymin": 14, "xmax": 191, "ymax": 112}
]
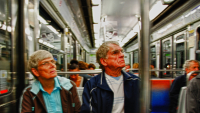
[
  {"xmin": 196, "ymin": 27, "xmax": 200, "ymax": 61},
  {"xmin": 150, "ymin": 46, "xmax": 156, "ymax": 68},
  {"xmin": 162, "ymin": 39, "xmax": 172, "ymax": 78},
  {"xmin": 174, "ymin": 34, "xmax": 185, "ymax": 77},
  {"xmin": 133, "ymin": 50, "xmax": 138, "ymax": 63},
  {"xmin": 197, "ymin": 27, "xmax": 200, "ymax": 50},
  {"xmin": 0, "ymin": 0, "xmax": 12, "ymax": 95}
]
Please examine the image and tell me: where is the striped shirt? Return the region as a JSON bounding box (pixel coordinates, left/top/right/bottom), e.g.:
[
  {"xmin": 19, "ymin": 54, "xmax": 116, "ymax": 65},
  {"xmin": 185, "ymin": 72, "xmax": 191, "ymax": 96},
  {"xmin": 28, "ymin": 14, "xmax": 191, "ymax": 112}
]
[
  {"xmin": 39, "ymin": 77, "xmax": 63, "ymax": 113},
  {"xmin": 105, "ymin": 73, "xmax": 124, "ymax": 113}
]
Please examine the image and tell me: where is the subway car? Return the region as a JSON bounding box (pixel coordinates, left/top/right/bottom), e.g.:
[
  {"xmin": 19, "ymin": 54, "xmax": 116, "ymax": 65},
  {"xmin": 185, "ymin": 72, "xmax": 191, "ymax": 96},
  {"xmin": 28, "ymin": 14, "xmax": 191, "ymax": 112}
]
[{"xmin": 0, "ymin": 0, "xmax": 200, "ymax": 113}]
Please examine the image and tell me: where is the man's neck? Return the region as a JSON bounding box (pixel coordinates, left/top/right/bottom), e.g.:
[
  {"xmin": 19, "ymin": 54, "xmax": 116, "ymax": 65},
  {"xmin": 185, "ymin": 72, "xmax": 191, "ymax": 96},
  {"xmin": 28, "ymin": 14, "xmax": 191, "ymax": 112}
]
[
  {"xmin": 104, "ymin": 67, "xmax": 122, "ymax": 77},
  {"xmin": 39, "ymin": 78, "xmax": 55, "ymax": 94}
]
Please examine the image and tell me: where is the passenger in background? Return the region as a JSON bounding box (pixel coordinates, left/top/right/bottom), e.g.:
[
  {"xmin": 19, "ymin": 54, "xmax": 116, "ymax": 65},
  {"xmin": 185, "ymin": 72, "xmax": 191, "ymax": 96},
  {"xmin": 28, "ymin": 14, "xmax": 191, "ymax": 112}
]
[
  {"xmin": 169, "ymin": 60, "xmax": 200, "ymax": 113},
  {"xmin": 132, "ymin": 63, "xmax": 139, "ymax": 76},
  {"xmin": 69, "ymin": 63, "xmax": 88, "ymax": 87},
  {"xmin": 78, "ymin": 61, "xmax": 92, "ymax": 79},
  {"xmin": 20, "ymin": 50, "xmax": 81, "ymax": 113},
  {"xmin": 125, "ymin": 63, "xmax": 131, "ymax": 72},
  {"xmin": 87, "ymin": 63, "xmax": 96, "ymax": 76},
  {"xmin": 150, "ymin": 65, "xmax": 157, "ymax": 78},
  {"xmin": 81, "ymin": 41, "xmax": 140, "ymax": 113},
  {"xmin": 88, "ymin": 63, "xmax": 96, "ymax": 70}
]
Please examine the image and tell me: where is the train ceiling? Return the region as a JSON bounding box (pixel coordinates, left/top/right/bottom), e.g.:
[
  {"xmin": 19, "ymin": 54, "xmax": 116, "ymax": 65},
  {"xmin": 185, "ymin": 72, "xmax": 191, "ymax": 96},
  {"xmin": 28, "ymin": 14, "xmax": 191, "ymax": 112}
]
[
  {"xmin": 76, "ymin": 0, "xmax": 188, "ymax": 48},
  {"xmin": 39, "ymin": 0, "xmax": 189, "ymax": 49}
]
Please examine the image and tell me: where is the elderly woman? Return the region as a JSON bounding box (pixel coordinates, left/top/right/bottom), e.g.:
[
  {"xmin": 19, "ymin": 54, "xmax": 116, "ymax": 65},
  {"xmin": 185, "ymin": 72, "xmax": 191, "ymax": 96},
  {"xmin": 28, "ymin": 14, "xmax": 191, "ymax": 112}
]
[{"xmin": 20, "ymin": 50, "xmax": 81, "ymax": 113}]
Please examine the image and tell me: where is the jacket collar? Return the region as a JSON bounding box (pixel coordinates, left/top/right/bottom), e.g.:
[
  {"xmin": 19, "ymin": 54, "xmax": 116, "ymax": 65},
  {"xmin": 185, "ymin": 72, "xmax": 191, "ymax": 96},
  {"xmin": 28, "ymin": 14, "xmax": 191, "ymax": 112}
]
[
  {"xmin": 30, "ymin": 76, "xmax": 73, "ymax": 95},
  {"xmin": 97, "ymin": 70, "xmax": 133, "ymax": 91},
  {"xmin": 195, "ymin": 73, "xmax": 200, "ymax": 79}
]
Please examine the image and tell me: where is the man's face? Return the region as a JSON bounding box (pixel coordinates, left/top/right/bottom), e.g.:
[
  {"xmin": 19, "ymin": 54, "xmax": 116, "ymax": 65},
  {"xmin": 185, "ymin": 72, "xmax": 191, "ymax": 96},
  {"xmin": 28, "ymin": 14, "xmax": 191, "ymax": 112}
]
[
  {"xmin": 69, "ymin": 68, "xmax": 79, "ymax": 81},
  {"xmin": 185, "ymin": 61, "xmax": 199, "ymax": 80},
  {"xmin": 103, "ymin": 44, "xmax": 125, "ymax": 69},
  {"xmin": 35, "ymin": 57, "xmax": 57, "ymax": 80}
]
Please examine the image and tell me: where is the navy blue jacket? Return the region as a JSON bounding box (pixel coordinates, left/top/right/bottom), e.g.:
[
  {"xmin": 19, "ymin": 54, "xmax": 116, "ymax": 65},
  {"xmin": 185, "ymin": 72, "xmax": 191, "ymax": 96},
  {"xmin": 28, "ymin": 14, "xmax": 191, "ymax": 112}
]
[
  {"xmin": 169, "ymin": 74, "xmax": 186, "ymax": 113},
  {"xmin": 80, "ymin": 70, "xmax": 140, "ymax": 113}
]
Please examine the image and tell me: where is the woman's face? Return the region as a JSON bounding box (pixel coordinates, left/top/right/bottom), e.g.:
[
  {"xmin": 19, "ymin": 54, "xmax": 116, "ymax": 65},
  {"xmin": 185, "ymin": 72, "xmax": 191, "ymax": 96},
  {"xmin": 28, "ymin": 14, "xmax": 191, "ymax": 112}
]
[{"xmin": 69, "ymin": 68, "xmax": 79, "ymax": 81}]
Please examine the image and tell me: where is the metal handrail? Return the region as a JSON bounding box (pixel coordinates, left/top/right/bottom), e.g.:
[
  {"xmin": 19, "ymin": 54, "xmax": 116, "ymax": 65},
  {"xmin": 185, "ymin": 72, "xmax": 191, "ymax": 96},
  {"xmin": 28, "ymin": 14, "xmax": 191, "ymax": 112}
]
[
  {"xmin": 128, "ymin": 69, "xmax": 184, "ymax": 72},
  {"xmin": 57, "ymin": 70, "xmax": 102, "ymax": 74}
]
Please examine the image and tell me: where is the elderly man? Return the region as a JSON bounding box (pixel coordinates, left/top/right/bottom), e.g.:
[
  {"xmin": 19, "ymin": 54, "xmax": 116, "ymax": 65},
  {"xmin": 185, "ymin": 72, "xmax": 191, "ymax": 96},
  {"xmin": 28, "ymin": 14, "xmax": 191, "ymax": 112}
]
[
  {"xmin": 20, "ymin": 50, "xmax": 81, "ymax": 113},
  {"xmin": 186, "ymin": 63, "xmax": 200, "ymax": 112},
  {"xmin": 81, "ymin": 41, "xmax": 140, "ymax": 113},
  {"xmin": 169, "ymin": 60, "xmax": 199, "ymax": 113}
]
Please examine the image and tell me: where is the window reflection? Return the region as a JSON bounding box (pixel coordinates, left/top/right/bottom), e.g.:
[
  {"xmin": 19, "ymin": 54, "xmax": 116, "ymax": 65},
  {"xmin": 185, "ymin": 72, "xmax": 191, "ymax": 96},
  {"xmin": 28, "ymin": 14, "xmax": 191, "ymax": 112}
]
[{"xmin": 0, "ymin": 0, "xmax": 12, "ymax": 94}]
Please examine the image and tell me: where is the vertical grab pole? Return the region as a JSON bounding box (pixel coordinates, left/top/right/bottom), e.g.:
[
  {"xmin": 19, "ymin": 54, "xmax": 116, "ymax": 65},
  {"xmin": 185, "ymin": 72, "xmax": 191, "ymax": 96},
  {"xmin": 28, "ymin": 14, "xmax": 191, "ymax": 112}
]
[{"xmin": 139, "ymin": 0, "xmax": 151, "ymax": 112}]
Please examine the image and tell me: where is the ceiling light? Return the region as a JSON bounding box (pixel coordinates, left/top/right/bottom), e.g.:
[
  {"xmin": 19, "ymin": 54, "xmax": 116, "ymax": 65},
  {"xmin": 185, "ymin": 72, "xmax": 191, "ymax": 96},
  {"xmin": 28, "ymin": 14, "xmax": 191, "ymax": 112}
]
[
  {"xmin": 94, "ymin": 34, "xmax": 99, "ymax": 39},
  {"xmin": 47, "ymin": 25, "xmax": 59, "ymax": 34},
  {"xmin": 93, "ymin": 24, "xmax": 100, "ymax": 33},
  {"xmin": 28, "ymin": 36, "xmax": 32, "ymax": 41},
  {"xmin": 38, "ymin": 15, "xmax": 48, "ymax": 24},
  {"xmin": 7, "ymin": 26, "xmax": 11, "ymax": 32},
  {"xmin": 1, "ymin": 24, "xmax": 6, "ymax": 30},
  {"xmin": 43, "ymin": 42, "xmax": 47, "ymax": 45},
  {"xmin": 149, "ymin": 1, "xmax": 168, "ymax": 20},
  {"xmin": 161, "ymin": 0, "xmax": 174, "ymax": 5},
  {"xmin": 175, "ymin": 39, "xmax": 185, "ymax": 43},
  {"xmin": 92, "ymin": 6, "xmax": 101, "ymax": 23},
  {"xmin": 190, "ymin": 10, "xmax": 196, "ymax": 15},
  {"xmin": 92, "ymin": 0, "xmax": 101, "ymax": 5},
  {"xmin": 39, "ymin": 39, "xmax": 43, "ymax": 43}
]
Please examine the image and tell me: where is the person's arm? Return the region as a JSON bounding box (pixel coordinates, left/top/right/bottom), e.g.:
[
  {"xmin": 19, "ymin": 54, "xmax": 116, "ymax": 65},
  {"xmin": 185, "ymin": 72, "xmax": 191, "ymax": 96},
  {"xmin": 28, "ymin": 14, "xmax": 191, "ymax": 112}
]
[
  {"xmin": 70, "ymin": 81, "xmax": 81, "ymax": 113},
  {"xmin": 186, "ymin": 80, "xmax": 198, "ymax": 113},
  {"xmin": 19, "ymin": 89, "xmax": 34, "ymax": 113},
  {"xmin": 169, "ymin": 78, "xmax": 182, "ymax": 113},
  {"xmin": 80, "ymin": 81, "xmax": 93, "ymax": 113}
]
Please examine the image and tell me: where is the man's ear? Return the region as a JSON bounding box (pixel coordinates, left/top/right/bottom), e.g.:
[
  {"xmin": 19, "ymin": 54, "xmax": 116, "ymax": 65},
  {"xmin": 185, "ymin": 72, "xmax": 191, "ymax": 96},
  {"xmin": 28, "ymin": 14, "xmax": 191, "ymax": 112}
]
[
  {"xmin": 31, "ymin": 68, "xmax": 40, "ymax": 77},
  {"xmin": 100, "ymin": 58, "xmax": 107, "ymax": 67}
]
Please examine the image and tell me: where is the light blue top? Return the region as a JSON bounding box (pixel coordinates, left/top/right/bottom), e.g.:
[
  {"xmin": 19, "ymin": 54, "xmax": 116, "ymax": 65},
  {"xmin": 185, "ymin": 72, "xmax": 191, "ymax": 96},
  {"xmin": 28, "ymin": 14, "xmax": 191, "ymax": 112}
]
[
  {"xmin": 39, "ymin": 77, "xmax": 63, "ymax": 113},
  {"xmin": 110, "ymin": 75, "xmax": 122, "ymax": 80}
]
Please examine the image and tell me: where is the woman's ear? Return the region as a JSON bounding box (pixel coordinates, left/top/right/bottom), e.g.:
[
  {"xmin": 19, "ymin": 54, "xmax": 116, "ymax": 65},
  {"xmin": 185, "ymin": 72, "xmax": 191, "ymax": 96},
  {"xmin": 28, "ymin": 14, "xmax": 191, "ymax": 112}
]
[
  {"xmin": 100, "ymin": 58, "xmax": 107, "ymax": 67},
  {"xmin": 31, "ymin": 68, "xmax": 39, "ymax": 77}
]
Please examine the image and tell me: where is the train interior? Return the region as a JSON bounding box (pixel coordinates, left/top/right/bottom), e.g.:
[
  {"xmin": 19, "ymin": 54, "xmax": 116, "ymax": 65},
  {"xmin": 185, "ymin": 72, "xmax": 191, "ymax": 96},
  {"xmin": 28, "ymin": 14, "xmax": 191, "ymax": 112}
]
[{"xmin": 0, "ymin": 0, "xmax": 200, "ymax": 112}]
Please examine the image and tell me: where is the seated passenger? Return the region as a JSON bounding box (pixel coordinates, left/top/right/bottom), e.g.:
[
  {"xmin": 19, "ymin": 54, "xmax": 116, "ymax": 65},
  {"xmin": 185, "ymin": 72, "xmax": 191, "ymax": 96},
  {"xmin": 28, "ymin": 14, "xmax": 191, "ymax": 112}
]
[
  {"xmin": 20, "ymin": 50, "xmax": 81, "ymax": 113},
  {"xmin": 69, "ymin": 63, "xmax": 88, "ymax": 87},
  {"xmin": 87, "ymin": 63, "xmax": 96, "ymax": 76},
  {"xmin": 125, "ymin": 63, "xmax": 131, "ymax": 72},
  {"xmin": 81, "ymin": 41, "xmax": 140, "ymax": 113},
  {"xmin": 169, "ymin": 60, "xmax": 199, "ymax": 113},
  {"xmin": 78, "ymin": 61, "xmax": 92, "ymax": 79},
  {"xmin": 132, "ymin": 63, "xmax": 139, "ymax": 76},
  {"xmin": 150, "ymin": 65, "xmax": 157, "ymax": 78}
]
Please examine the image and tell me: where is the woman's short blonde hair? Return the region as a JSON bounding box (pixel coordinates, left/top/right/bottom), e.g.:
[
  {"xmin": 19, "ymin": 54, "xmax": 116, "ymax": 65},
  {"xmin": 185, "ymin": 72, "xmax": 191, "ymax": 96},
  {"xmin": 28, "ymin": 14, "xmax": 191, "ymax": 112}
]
[{"xmin": 133, "ymin": 63, "xmax": 139, "ymax": 69}]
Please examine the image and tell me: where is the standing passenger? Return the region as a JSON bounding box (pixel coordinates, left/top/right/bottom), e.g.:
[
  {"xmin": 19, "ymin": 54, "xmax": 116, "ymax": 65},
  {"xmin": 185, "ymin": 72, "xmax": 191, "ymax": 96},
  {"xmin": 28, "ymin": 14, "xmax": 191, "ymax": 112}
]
[
  {"xmin": 20, "ymin": 50, "xmax": 81, "ymax": 113},
  {"xmin": 81, "ymin": 41, "xmax": 140, "ymax": 113}
]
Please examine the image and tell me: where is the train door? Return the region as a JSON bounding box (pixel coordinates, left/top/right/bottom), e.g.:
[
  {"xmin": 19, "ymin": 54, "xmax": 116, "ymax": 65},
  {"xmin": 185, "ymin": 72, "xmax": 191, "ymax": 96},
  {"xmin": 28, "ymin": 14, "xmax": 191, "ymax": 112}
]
[
  {"xmin": 173, "ymin": 31, "xmax": 186, "ymax": 77},
  {"xmin": 150, "ymin": 46, "xmax": 156, "ymax": 68},
  {"xmin": 196, "ymin": 26, "xmax": 200, "ymax": 61},
  {"xmin": 162, "ymin": 37, "xmax": 173, "ymax": 78},
  {"xmin": 133, "ymin": 50, "xmax": 139, "ymax": 63}
]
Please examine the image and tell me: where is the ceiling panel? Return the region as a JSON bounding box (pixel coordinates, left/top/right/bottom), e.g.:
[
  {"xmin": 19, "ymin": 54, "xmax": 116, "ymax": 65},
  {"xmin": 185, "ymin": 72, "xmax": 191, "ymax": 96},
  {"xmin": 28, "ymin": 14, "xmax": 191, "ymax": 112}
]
[{"xmin": 100, "ymin": 0, "xmax": 140, "ymax": 42}]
